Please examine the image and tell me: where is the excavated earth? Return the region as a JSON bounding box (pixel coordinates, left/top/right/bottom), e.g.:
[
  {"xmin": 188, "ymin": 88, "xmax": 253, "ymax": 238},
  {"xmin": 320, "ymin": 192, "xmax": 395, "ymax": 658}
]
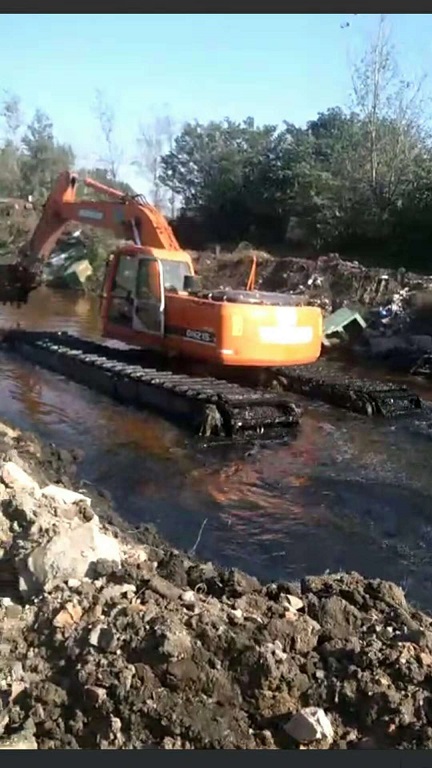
[
  {"xmin": 192, "ymin": 249, "xmax": 432, "ymax": 311},
  {"xmin": 0, "ymin": 423, "xmax": 431, "ymax": 749}
]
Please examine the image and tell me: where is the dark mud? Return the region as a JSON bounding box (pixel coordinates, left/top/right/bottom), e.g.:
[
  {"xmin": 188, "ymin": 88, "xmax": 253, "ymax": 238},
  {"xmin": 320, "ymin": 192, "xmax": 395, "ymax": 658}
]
[
  {"xmin": 1, "ymin": 424, "xmax": 432, "ymax": 750},
  {"xmin": 21, "ymin": 569, "xmax": 432, "ymax": 749}
]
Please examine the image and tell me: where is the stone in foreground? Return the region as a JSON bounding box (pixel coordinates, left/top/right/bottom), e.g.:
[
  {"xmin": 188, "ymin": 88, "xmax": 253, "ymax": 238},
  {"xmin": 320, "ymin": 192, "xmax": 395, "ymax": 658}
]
[
  {"xmin": 285, "ymin": 708, "xmax": 334, "ymax": 744},
  {"xmin": 19, "ymin": 518, "xmax": 121, "ymax": 596}
]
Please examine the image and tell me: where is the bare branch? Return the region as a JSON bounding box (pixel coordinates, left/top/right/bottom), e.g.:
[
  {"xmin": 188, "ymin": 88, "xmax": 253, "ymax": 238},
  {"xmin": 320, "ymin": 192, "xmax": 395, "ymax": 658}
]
[
  {"xmin": 351, "ymin": 14, "xmax": 430, "ymax": 207},
  {"xmin": 189, "ymin": 518, "xmax": 208, "ymax": 556},
  {"xmin": 93, "ymin": 89, "xmax": 123, "ymax": 181},
  {"xmin": 134, "ymin": 112, "xmax": 180, "ymax": 214}
]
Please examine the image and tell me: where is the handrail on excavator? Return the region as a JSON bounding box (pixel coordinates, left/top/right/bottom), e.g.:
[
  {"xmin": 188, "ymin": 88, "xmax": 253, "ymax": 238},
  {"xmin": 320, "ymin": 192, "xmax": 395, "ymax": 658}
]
[
  {"xmin": 246, "ymin": 254, "xmax": 257, "ymax": 291},
  {"xmin": 83, "ymin": 176, "xmax": 127, "ymax": 201}
]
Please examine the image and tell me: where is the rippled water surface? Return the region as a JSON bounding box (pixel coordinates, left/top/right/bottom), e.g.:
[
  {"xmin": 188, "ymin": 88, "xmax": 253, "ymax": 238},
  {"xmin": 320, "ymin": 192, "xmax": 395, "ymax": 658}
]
[{"xmin": 2, "ymin": 288, "xmax": 432, "ymax": 608}]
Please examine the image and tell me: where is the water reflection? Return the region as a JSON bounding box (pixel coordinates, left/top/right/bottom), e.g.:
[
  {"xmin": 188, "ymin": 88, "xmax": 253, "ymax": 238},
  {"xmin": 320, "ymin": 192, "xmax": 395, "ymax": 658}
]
[{"xmin": 0, "ymin": 287, "xmax": 102, "ymax": 337}]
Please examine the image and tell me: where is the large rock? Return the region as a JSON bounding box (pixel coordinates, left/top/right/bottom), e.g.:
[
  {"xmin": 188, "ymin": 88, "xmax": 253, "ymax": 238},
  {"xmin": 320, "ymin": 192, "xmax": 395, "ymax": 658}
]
[
  {"xmin": 1, "ymin": 462, "xmax": 40, "ymax": 495},
  {"xmin": 285, "ymin": 708, "xmax": 334, "ymax": 744},
  {"xmin": 0, "ymin": 733, "xmax": 38, "ymax": 750},
  {"xmin": 18, "ymin": 518, "xmax": 121, "ymax": 596},
  {"xmin": 40, "ymin": 485, "xmax": 91, "ymax": 507},
  {"xmin": 0, "ymin": 502, "xmax": 11, "ymax": 549}
]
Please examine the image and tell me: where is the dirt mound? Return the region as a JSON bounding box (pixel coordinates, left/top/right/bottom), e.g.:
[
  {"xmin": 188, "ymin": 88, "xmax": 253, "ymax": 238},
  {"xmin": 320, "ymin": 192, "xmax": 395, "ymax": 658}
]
[
  {"xmin": 193, "ymin": 249, "xmax": 432, "ymax": 312},
  {"xmin": 18, "ymin": 567, "xmax": 432, "ymax": 749},
  {"xmin": 0, "ymin": 423, "xmax": 431, "ymax": 749}
]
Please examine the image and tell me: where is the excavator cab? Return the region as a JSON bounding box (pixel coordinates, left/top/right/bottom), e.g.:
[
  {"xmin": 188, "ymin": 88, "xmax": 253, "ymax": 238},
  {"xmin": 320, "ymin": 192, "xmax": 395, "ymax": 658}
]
[{"xmin": 101, "ymin": 246, "xmax": 194, "ymax": 341}]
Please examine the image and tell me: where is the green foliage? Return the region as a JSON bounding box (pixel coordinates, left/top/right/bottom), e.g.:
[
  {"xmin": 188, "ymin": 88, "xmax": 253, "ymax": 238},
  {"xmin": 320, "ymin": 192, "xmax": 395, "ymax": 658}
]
[
  {"xmin": 19, "ymin": 109, "xmax": 75, "ymax": 201},
  {"xmin": 158, "ymin": 101, "xmax": 432, "ymax": 264},
  {"xmin": 159, "ymin": 19, "xmax": 432, "ymax": 266},
  {"xmin": 0, "ymin": 96, "xmax": 75, "ymax": 202},
  {"xmin": 76, "ymin": 166, "xmax": 135, "ymax": 198}
]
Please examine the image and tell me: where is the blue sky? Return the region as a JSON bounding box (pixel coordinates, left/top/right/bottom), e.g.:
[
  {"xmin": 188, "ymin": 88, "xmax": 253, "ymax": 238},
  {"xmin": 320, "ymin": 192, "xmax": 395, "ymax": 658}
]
[{"xmin": 2, "ymin": 13, "xmax": 432, "ymax": 191}]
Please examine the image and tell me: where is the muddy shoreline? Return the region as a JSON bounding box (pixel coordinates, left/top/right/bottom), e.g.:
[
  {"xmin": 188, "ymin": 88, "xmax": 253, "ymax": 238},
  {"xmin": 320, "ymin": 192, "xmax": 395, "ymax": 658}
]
[{"xmin": 0, "ymin": 420, "xmax": 431, "ymax": 749}]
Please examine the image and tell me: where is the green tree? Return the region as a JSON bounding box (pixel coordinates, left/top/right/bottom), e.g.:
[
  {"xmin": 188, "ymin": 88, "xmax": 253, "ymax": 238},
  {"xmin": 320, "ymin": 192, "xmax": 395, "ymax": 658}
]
[
  {"xmin": 1, "ymin": 91, "xmax": 23, "ymax": 144},
  {"xmin": 0, "ymin": 141, "xmax": 21, "ymax": 197},
  {"xmin": 77, "ymin": 165, "xmax": 135, "ymax": 198},
  {"xmin": 349, "ymin": 15, "xmax": 429, "ymax": 234},
  {"xmin": 160, "ymin": 117, "xmax": 296, "ymax": 240},
  {"xmin": 0, "ymin": 92, "xmax": 23, "ymax": 197},
  {"xmin": 19, "ymin": 109, "xmax": 75, "ymax": 201}
]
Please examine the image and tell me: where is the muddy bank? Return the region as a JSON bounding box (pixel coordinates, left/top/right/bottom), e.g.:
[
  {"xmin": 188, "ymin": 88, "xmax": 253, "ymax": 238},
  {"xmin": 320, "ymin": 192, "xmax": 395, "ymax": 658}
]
[
  {"xmin": 0, "ymin": 423, "xmax": 431, "ymax": 749},
  {"xmin": 192, "ymin": 249, "xmax": 432, "ymax": 312}
]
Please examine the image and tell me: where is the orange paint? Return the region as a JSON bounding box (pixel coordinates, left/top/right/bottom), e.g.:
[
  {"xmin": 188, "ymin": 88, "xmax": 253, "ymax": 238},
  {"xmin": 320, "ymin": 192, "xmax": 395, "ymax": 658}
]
[{"xmin": 23, "ymin": 170, "xmax": 323, "ymax": 369}]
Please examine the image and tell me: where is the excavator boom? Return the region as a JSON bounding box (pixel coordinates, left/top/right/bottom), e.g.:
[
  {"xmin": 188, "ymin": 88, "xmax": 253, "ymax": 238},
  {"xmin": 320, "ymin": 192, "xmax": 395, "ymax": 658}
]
[{"xmin": 0, "ymin": 170, "xmax": 184, "ymax": 305}]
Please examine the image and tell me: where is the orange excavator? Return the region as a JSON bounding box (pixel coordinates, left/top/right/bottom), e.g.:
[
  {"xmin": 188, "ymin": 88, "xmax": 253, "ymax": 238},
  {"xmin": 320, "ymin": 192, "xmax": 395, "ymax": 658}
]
[{"xmin": 0, "ymin": 170, "xmax": 323, "ymax": 369}]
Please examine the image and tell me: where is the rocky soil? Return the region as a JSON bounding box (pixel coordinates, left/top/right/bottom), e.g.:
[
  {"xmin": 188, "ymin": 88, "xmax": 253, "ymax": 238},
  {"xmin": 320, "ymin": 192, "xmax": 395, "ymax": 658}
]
[
  {"xmin": 0, "ymin": 422, "xmax": 431, "ymax": 749},
  {"xmin": 192, "ymin": 248, "xmax": 432, "ymax": 313}
]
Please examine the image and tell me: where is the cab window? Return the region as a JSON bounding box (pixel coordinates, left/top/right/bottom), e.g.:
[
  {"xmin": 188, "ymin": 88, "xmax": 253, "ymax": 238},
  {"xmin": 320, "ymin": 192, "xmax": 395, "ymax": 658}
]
[
  {"xmin": 108, "ymin": 255, "xmax": 137, "ymax": 327},
  {"xmin": 160, "ymin": 259, "xmax": 191, "ymax": 292},
  {"xmin": 111, "ymin": 255, "xmax": 137, "ymax": 298}
]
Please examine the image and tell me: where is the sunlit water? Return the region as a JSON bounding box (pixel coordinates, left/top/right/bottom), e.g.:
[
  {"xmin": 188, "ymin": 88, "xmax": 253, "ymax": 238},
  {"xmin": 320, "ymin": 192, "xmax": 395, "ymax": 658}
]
[{"xmin": 2, "ymin": 288, "xmax": 432, "ymax": 608}]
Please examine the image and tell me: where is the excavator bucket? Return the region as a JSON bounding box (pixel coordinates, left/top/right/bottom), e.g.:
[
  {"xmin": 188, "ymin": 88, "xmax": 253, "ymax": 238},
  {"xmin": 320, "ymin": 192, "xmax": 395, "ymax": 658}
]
[{"xmin": 0, "ymin": 263, "xmax": 40, "ymax": 306}]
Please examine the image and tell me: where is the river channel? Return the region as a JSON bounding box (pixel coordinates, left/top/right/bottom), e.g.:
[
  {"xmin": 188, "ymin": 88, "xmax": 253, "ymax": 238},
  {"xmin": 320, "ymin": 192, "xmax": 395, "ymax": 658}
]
[{"xmin": 1, "ymin": 288, "xmax": 432, "ymax": 609}]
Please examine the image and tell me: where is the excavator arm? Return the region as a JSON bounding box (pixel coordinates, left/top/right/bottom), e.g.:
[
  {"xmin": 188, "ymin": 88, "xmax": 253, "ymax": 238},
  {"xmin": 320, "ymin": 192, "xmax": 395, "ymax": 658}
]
[{"xmin": 0, "ymin": 170, "xmax": 183, "ymax": 305}]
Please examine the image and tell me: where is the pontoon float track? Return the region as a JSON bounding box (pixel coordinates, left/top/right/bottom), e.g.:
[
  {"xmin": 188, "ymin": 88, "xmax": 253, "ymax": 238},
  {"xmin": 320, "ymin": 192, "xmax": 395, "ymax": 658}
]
[
  {"xmin": 1, "ymin": 330, "xmax": 301, "ymax": 438},
  {"xmin": 273, "ymin": 363, "xmax": 422, "ymax": 417},
  {"xmin": 1, "ymin": 331, "xmax": 423, "ymax": 434}
]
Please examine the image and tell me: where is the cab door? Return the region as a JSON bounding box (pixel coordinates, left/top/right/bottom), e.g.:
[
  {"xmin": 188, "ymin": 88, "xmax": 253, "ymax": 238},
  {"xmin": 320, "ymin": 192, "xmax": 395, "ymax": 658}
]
[
  {"xmin": 132, "ymin": 256, "xmax": 165, "ymax": 336},
  {"xmin": 106, "ymin": 253, "xmax": 138, "ymax": 329}
]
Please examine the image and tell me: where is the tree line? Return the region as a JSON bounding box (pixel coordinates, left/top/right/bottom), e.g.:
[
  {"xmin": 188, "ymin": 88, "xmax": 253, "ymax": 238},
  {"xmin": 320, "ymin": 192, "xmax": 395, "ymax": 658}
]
[{"xmin": 1, "ymin": 16, "xmax": 432, "ymax": 268}]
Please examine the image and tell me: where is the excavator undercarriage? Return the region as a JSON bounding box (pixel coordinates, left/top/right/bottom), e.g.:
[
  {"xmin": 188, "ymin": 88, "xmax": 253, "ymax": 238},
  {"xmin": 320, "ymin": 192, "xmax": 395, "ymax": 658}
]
[
  {"xmin": 1, "ymin": 329, "xmax": 302, "ymax": 438},
  {"xmin": 0, "ymin": 329, "xmax": 422, "ymax": 441}
]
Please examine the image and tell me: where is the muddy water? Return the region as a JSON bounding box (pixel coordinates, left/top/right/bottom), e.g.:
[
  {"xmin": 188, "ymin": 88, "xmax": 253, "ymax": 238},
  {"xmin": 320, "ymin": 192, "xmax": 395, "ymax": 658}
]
[{"xmin": 2, "ymin": 288, "xmax": 432, "ymax": 608}]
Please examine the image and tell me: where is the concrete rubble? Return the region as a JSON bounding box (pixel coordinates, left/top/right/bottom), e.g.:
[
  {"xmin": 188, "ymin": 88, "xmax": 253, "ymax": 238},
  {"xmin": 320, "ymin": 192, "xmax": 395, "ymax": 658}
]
[
  {"xmin": 310, "ymin": 261, "xmax": 432, "ymax": 371},
  {"xmin": 290, "ymin": 257, "xmax": 432, "ymax": 374},
  {"xmin": 285, "ymin": 708, "xmax": 334, "ymax": 744},
  {"xmin": 0, "ymin": 420, "xmax": 431, "ymax": 748}
]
